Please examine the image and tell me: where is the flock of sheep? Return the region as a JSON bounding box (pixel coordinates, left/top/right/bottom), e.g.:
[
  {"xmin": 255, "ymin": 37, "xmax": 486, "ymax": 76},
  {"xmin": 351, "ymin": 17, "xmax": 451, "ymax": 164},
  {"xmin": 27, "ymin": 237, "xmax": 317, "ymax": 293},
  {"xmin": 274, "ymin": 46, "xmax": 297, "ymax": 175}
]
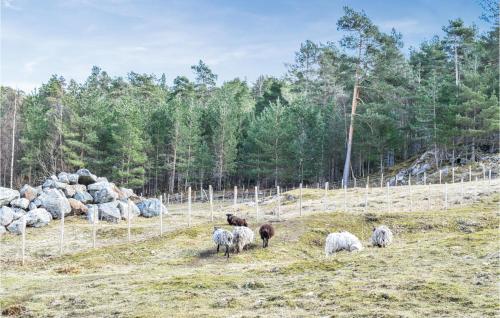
[{"xmin": 212, "ymin": 213, "xmax": 393, "ymax": 258}]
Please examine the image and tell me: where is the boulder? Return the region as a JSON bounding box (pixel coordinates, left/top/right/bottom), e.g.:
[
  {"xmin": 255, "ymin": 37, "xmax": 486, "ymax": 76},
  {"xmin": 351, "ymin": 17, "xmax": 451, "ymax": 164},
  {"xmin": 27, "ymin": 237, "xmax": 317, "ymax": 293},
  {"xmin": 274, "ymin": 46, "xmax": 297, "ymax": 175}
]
[
  {"xmin": 0, "ymin": 225, "xmax": 5, "ymax": 235},
  {"xmin": 58, "ymin": 172, "xmax": 70, "ymax": 184},
  {"xmin": 19, "ymin": 184, "xmax": 40, "ymax": 201},
  {"xmin": 7, "ymin": 218, "xmax": 25, "ymax": 234},
  {"xmin": 86, "ymin": 205, "xmax": 99, "ymax": 224},
  {"xmin": 12, "ymin": 209, "xmax": 25, "ymax": 220},
  {"xmin": 110, "ymin": 183, "xmax": 126, "ymax": 200},
  {"xmin": 42, "ymin": 178, "xmax": 68, "ymax": 191},
  {"xmin": 0, "ymin": 187, "xmax": 20, "ymax": 206},
  {"xmin": 32, "ymin": 198, "xmax": 42, "ymax": 208},
  {"xmin": 98, "ymin": 201, "xmax": 121, "ymax": 223},
  {"xmin": 26, "ymin": 208, "xmax": 52, "ymax": 227},
  {"xmin": 28, "ymin": 202, "xmax": 38, "ymax": 211},
  {"xmin": 71, "ymin": 184, "xmax": 87, "ymax": 193},
  {"xmin": 68, "ymin": 173, "xmax": 79, "ymax": 184},
  {"xmin": 76, "ymin": 168, "xmax": 97, "ymax": 185},
  {"xmin": 10, "ymin": 198, "xmax": 30, "ymax": 210},
  {"xmin": 74, "ymin": 191, "xmax": 93, "ymax": 204},
  {"xmin": 96, "ymin": 177, "xmax": 108, "ymax": 183},
  {"xmin": 68, "ymin": 198, "xmax": 88, "ymax": 215},
  {"xmin": 38, "ymin": 189, "xmax": 71, "ymax": 219},
  {"xmin": 0, "ymin": 206, "xmax": 14, "ymax": 226},
  {"xmin": 88, "ymin": 182, "xmax": 118, "ymax": 204},
  {"xmin": 136, "ymin": 198, "xmax": 167, "ymax": 218},
  {"xmin": 120, "ymin": 187, "xmax": 135, "ymax": 199},
  {"xmin": 63, "ymin": 185, "xmax": 76, "ymax": 198},
  {"xmin": 117, "ymin": 199, "xmax": 140, "ymax": 220}
]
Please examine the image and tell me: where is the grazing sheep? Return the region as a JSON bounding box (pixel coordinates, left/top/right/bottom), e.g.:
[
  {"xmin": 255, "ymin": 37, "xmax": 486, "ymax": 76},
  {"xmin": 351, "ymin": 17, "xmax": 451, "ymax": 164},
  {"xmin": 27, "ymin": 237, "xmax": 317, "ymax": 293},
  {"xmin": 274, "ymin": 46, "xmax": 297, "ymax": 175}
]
[
  {"xmin": 226, "ymin": 213, "xmax": 248, "ymax": 227},
  {"xmin": 370, "ymin": 225, "xmax": 393, "ymax": 247},
  {"xmin": 212, "ymin": 227, "xmax": 233, "ymax": 258},
  {"xmin": 259, "ymin": 224, "xmax": 275, "ymax": 248},
  {"xmin": 232, "ymin": 226, "xmax": 254, "ymax": 253},
  {"xmin": 325, "ymin": 231, "xmax": 363, "ymax": 256}
]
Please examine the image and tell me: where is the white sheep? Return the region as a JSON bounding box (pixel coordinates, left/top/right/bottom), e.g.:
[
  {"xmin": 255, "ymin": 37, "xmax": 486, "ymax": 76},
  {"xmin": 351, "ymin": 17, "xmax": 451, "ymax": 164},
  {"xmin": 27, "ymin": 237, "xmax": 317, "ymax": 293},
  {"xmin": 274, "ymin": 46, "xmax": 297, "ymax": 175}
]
[
  {"xmin": 212, "ymin": 227, "xmax": 233, "ymax": 258},
  {"xmin": 232, "ymin": 226, "xmax": 254, "ymax": 253},
  {"xmin": 325, "ymin": 231, "xmax": 363, "ymax": 256},
  {"xmin": 370, "ymin": 225, "xmax": 393, "ymax": 247}
]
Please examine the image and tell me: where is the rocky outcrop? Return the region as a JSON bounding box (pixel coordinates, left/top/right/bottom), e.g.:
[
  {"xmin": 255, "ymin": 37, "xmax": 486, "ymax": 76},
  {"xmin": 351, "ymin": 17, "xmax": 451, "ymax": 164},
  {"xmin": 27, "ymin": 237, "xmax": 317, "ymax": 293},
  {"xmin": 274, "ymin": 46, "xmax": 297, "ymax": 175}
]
[{"xmin": 0, "ymin": 168, "xmax": 162, "ymax": 234}]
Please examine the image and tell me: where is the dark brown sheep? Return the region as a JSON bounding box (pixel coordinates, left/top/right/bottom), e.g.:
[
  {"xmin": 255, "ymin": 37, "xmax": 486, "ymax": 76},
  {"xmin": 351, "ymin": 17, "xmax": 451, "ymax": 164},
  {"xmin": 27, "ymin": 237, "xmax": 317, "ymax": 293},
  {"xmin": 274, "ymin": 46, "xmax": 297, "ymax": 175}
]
[
  {"xmin": 226, "ymin": 213, "xmax": 248, "ymax": 227},
  {"xmin": 259, "ymin": 224, "xmax": 275, "ymax": 248}
]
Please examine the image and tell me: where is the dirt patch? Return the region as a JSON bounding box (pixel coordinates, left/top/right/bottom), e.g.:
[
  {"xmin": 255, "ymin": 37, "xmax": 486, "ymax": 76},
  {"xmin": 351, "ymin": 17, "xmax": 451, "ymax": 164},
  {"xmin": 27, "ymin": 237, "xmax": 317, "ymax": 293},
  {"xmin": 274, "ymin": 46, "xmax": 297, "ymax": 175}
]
[{"xmin": 2, "ymin": 304, "xmax": 28, "ymax": 317}]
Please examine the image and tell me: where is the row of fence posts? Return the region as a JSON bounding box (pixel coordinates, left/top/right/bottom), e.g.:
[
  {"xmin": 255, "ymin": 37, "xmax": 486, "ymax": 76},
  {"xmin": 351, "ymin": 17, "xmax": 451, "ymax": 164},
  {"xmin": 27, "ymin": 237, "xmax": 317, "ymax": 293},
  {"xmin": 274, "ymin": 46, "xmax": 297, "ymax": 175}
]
[{"xmin": 17, "ymin": 165, "xmax": 495, "ymax": 265}]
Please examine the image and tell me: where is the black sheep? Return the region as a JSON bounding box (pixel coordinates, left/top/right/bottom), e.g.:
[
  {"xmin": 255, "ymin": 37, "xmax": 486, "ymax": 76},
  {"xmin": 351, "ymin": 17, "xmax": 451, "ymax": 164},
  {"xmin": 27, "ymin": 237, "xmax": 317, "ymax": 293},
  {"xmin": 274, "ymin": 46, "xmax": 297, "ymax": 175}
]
[
  {"xmin": 226, "ymin": 213, "xmax": 248, "ymax": 227},
  {"xmin": 259, "ymin": 224, "xmax": 275, "ymax": 248}
]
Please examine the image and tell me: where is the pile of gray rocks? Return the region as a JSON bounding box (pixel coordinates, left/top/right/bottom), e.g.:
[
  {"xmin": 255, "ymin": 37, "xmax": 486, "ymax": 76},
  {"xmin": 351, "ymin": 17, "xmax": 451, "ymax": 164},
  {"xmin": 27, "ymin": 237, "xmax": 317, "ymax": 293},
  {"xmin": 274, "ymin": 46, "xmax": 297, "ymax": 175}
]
[{"xmin": 0, "ymin": 169, "xmax": 167, "ymax": 235}]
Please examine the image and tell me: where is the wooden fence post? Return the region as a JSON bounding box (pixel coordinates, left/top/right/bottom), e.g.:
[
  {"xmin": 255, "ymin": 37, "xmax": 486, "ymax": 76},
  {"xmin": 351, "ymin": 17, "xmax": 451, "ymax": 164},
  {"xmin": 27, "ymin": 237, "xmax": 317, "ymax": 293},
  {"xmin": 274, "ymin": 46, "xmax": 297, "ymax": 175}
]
[
  {"xmin": 92, "ymin": 208, "xmax": 97, "ymax": 248},
  {"xmin": 209, "ymin": 185, "xmax": 214, "ymax": 222},
  {"xmin": 299, "ymin": 183, "xmax": 303, "ymax": 216},
  {"xmin": 439, "ymin": 170, "xmax": 442, "ymax": 184},
  {"xmin": 444, "ymin": 183, "xmax": 448, "ymax": 210},
  {"xmin": 386, "ymin": 182, "xmax": 390, "ymax": 212},
  {"xmin": 469, "ymin": 166, "xmax": 472, "ymax": 182},
  {"xmin": 489, "ymin": 169, "xmax": 492, "ymax": 185},
  {"xmin": 277, "ymin": 186, "xmax": 281, "ymax": 221},
  {"xmin": 21, "ymin": 216, "xmax": 26, "ymax": 266},
  {"xmin": 424, "ymin": 171, "xmax": 427, "ymax": 185},
  {"xmin": 354, "ymin": 178, "xmax": 357, "ymax": 188},
  {"xmin": 380, "ymin": 173, "xmax": 384, "ymax": 188},
  {"xmin": 180, "ymin": 192, "xmax": 183, "ymax": 204},
  {"xmin": 188, "ymin": 187, "xmax": 192, "ymax": 226},
  {"xmin": 343, "ymin": 184, "xmax": 347, "ymax": 211},
  {"xmin": 60, "ymin": 210, "xmax": 65, "ymax": 255},
  {"xmin": 427, "ymin": 183, "xmax": 431, "ymax": 210},
  {"xmin": 255, "ymin": 186, "xmax": 259, "ymax": 221},
  {"xmin": 324, "ymin": 182, "xmax": 328, "ymax": 210},
  {"xmin": 452, "ymin": 168, "xmax": 455, "ymax": 183},
  {"xmin": 364, "ymin": 182, "xmax": 369, "ymax": 212},
  {"xmin": 482, "ymin": 165, "xmax": 486, "ymax": 180},
  {"xmin": 127, "ymin": 201, "xmax": 131, "ymax": 242},
  {"xmin": 234, "ymin": 186, "xmax": 237, "ymax": 206},
  {"xmin": 460, "ymin": 178, "xmax": 464, "ymax": 206},
  {"xmin": 159, "ymin": 195, "xmax": 163, "ymax": 236},
  {"xmin": 409, "ymin": 175, "xmax": 412, "ymax": 212}
]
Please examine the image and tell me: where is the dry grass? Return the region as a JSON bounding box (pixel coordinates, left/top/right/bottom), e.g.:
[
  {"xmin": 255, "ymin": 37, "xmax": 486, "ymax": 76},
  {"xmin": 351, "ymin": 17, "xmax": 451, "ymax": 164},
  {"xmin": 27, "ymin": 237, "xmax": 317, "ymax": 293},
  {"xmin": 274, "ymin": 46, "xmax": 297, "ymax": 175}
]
[{"xmin": 0, "ymin": 180, "xmax": 499, "ymax": 317}]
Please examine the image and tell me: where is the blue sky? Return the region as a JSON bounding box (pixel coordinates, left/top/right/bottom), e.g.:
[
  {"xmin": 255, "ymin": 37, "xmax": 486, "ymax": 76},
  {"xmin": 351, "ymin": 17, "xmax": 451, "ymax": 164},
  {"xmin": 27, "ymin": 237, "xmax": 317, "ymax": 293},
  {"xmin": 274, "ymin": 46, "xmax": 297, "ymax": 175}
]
[{"xmin": 0, "ymin": 0, "xmax": 489, "ymax": 92}]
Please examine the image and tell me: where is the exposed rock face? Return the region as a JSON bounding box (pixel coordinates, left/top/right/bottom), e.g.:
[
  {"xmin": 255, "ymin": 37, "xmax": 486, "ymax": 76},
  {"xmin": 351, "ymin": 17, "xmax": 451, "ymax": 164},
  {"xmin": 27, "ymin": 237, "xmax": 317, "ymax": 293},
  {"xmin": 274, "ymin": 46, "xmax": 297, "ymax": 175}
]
[
  {"xmin": 0, "ymin": 206, "xmax": 14, "ymax": 226},
  {"xmin": 136, "ymin": 198, "xmax": 167, "ymax": 218},
  {"xmin": 26, "ymin": 208, "xmax": 52, "ymax": 227},
  {"xmin": 68, "ymin": 173, "xmax": 79, "ymax": 184},
  {"xmin": 98, "ymin": 201, "xmax": 121, "ymax": 223},
  {"xmin": 38, "ymin": 189, "xmax": 71, "ymax": 219},
  {"xmin": 0, "ymin": 225, "xmax": 6, "ymax": 235},
  {"xmin": 20, "ymin": 184, "xmax": 40, "ymax": 201},
  {"xmin": 0, "ymin": 188, "xmax": 20, "ymax": 206},
  {"xmin": 68, "ymin": 198, "xmax": 88, "ymax": 215},
  {"xmin": 76, "ymin": 169, "xmax": 97, "ymax": 185},
  {"xmin": 10, "ymin": 198, "xmax": 30, "ymax": 210}
]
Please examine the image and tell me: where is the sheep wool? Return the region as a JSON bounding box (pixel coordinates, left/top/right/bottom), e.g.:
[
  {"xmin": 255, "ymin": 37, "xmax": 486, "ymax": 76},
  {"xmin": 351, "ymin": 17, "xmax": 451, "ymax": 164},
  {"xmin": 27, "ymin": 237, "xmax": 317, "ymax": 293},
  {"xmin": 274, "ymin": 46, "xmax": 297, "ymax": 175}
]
[
  {"xmin": 212, "ymin": 228, "xmax": 233, "ymax": 258},
  {"xmin": 325, "ymin": 231, "xmax": 363, "ymax": 256},
  {"xmin": 370, "ymin": 225, "xmax": 393, "ymax": 247},
  {"xmin": 232, "ymin": 226, "xmax": 254, "ymax": 253}
]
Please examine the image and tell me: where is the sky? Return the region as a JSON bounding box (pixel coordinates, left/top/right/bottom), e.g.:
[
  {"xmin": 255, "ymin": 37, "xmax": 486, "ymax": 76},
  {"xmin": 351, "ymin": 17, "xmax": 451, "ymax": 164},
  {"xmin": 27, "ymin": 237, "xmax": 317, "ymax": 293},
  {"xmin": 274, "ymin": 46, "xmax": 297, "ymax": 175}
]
[{"xmin": 0, "ymin": 0, "xmax": 490, "ymax": 92}]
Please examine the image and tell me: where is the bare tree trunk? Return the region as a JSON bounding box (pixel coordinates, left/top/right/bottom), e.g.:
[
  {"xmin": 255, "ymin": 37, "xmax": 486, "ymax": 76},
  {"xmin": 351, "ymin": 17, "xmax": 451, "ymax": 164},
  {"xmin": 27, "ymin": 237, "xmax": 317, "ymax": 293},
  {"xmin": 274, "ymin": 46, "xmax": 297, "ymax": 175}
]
[
  {"xmin": 10, "ymin": 90, "xmax": 17, "ymax": 188},
  {"xmin": 342, "ymin": 39, "xmax": 363, "ymax": 187},
  {"xmin": 169, "ymin": 123, "xmax": 179, "ymax": 193}
]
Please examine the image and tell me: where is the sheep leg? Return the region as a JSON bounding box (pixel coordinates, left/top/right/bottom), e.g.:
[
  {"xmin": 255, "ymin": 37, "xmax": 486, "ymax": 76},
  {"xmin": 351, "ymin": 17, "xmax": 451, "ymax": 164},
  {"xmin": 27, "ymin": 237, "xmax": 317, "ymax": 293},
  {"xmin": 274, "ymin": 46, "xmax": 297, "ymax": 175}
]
[
  {"xmin": 265, "ymin": 238, "xmax": 268, "ymax": 248},
  {"xmin": 217, "ymin": 244, "xmax": 220, "ymax": 253},
  {"xmin": 225, "ymin": 245, "xmax": 230, "ymax": 258},
  {"xmin": 262, "ymin": 239, "xmax": 265, "ymax": 248}
]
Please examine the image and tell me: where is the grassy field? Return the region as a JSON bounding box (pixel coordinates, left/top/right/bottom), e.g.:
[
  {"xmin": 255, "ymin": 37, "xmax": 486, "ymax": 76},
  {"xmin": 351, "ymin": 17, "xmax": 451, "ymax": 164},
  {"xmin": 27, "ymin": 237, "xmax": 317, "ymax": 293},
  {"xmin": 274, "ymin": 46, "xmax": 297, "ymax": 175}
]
[{"xmin": 1, "ymin": 182, "xmax": 499, "ymax": 317}]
